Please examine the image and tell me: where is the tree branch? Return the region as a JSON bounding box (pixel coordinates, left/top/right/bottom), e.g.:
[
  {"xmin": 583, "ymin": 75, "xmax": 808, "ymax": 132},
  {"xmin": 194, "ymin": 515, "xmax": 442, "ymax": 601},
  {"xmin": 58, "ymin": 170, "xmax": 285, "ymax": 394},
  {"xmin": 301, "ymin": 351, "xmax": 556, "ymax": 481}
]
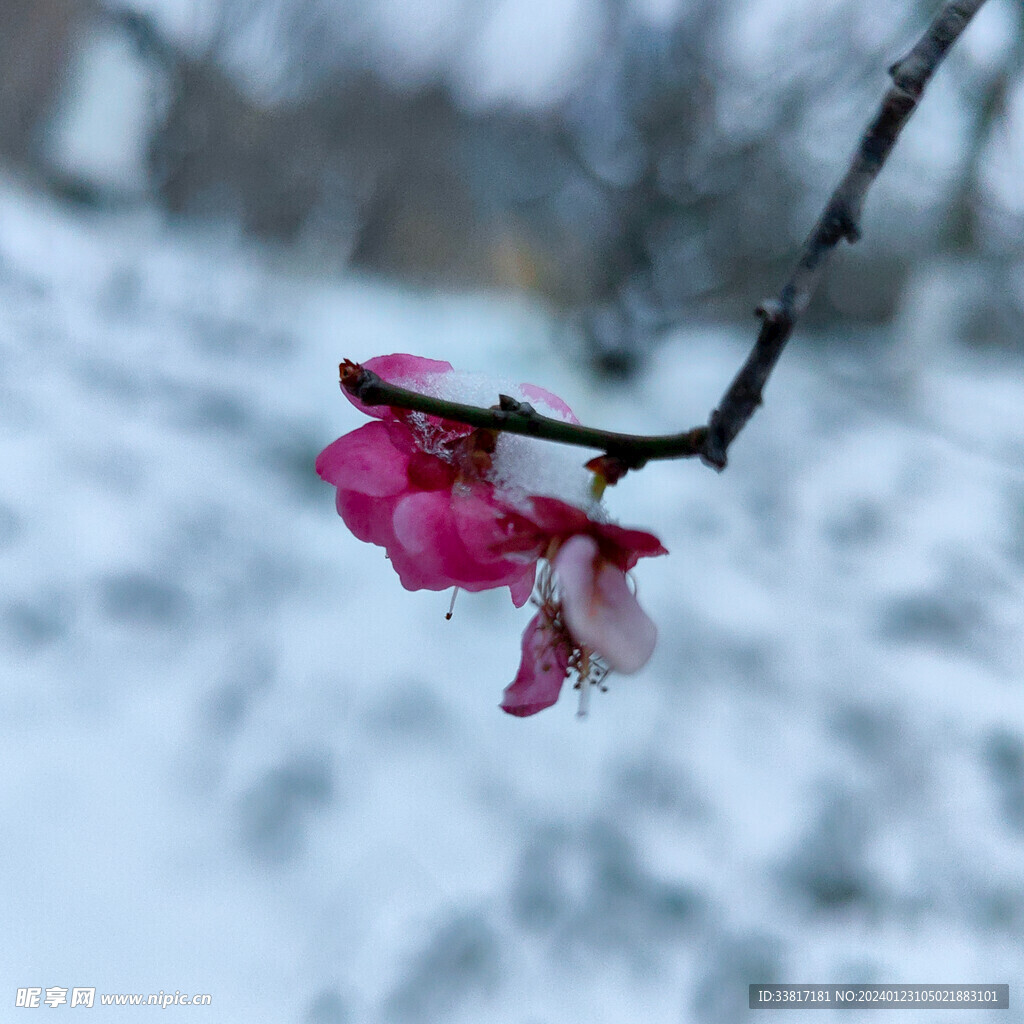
[
  {"xmin": 703, "ymin": 0, "xmax": 988, "ymax": 467},
  {"xmin": 338, "ymin": 0, "xmax": 989, "ymax": 475},
  {"xmin": 340, "ymin": 361, "xmax": 707, "ymax": 469}
]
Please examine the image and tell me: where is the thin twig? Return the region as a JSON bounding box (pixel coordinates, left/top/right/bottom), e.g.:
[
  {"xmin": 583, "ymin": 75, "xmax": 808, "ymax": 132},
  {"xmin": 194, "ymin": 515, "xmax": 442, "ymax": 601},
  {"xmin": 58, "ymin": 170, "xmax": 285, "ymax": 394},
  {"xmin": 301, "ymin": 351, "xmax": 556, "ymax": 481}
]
[
  {"xmin": 338, "ymin": 0, "xmax": 988, "ymax": 475},
  {"xmin": 340, "ymin": 362, "xmax": 707, "ymax": 469},
  {"xmin": 703, "ymin": 0, "xmax": 988, "ymax": 467}
]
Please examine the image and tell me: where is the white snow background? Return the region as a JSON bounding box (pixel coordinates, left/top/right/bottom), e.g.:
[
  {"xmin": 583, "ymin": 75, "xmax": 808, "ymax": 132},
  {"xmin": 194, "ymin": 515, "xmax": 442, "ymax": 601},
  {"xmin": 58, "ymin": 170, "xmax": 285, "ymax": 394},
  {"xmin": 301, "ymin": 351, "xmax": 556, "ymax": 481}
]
[
  {"xmin": 3, "ymin": 171, "xmax": 1024, "ymax": 1022},
  {"xmin": 5, "ymin": 0, "xmax": 1024, "ymax": 1004}
]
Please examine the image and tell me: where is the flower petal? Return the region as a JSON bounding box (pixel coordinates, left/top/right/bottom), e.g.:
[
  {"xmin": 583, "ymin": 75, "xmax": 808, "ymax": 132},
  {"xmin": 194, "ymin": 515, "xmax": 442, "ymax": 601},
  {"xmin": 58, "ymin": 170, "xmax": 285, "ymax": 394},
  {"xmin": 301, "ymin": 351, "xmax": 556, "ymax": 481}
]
[
  {"xmin": 345, "ymin": 354, "xmax": 454, "ymax": 417},
  {"xmin": 525, "ymin": 495, "xmax": 667, "ymax": 570},
  {"xmin": 334, "ymin": 488, "xmax": 400, "ymax": 548},
  {"xmin": 316, "ymin": 422, "xmax": 410, "ymax": 496},
  {"xmin": 592, "ymin": 523, "xmax": 668, "ymax": 571},
  {"xmin": 389, "ymin": 490, "xmax": 471, "ymax": 591},
  {"xmin": 500, "ymin": 613, "xmax": 570, "ymax": 716},
  {"xmin": 519, "ymin": 383, "xmax": 580, "ymax": 423},
  {"xmin": 525, "ymin": 495, "xmax": 591, "ymax": 536},
  {"xmin": 452, "ymin": 486, "xmax": 537, "ymax": 562},
  {"xmin": 390, "ymin": 491, "xmax": 528, "ymax": 593},
  {"xmin": 554, "ymin": 534, "xmax": 657, "ymax": 673},
  {"xmin": 506, "ymin": 566, "xmax": 536, "ymax": 608}
]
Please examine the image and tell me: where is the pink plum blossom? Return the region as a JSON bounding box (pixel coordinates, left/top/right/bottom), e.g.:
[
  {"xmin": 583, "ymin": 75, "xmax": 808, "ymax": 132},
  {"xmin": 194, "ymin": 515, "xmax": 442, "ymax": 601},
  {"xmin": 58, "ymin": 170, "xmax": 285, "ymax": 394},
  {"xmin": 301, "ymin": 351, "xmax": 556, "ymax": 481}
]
[
  {"xmin": 316, "ymin": 354, "xmax": 540, "ymax": 603},
  {"xmin": 318, "ymin": 353, "xmax": 666, "ymax": 716}
]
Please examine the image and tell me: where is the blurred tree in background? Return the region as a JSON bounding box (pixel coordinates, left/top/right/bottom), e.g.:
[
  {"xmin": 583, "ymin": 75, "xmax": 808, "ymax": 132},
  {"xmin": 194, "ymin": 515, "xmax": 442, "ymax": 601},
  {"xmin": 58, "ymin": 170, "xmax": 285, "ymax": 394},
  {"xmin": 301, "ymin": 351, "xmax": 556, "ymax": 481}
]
[
  {"xmin": 4, "ymin": 0, "xmax": 1023, "ymax": 371},
  {"xmin": 0, "ymin": 0, "xmax": 89, "ymax": 163}
]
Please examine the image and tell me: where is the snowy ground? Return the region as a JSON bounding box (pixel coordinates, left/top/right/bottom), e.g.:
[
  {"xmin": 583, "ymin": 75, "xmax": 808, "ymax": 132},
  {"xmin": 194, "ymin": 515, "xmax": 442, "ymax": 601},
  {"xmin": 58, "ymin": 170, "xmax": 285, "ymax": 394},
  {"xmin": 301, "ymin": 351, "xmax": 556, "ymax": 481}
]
[{"xmin": 2, "ymin": 177, "xmax": 1024, "ymax": 1022}]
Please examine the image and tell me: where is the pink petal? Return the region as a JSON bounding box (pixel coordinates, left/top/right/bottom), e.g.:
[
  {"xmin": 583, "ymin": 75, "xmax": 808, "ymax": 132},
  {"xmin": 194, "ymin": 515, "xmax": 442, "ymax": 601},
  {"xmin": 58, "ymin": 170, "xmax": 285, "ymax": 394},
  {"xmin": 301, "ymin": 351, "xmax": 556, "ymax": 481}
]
[
  {"xmin": 591, "ymin": 522, "xmax": 668, "ymax": 571},
  {"xmin": 523, "ymin": 496, "xmax": 667, "ymax": 570},
  {"xmin": 363, "ymin": 353, "xmax": 453, "ymax": 383},
  {"xmin": 335, "ymin": 488, "xmax": 400, "ymax": 547},
  {"xmin": 507, "ymin": 566, "xmax": 537, "ymax": 608},
  {"xmin": 316, "ymin": 422, "xmax": 410, "ymax": 496},
  {"xmin": 449, "ymin": 489, "xmax": 537, "ymax": 604},
  {"xmin": 334, "ymin": 489, "xmax": 461, "ymax": 593},
  {"xmin": 452, "ymin": 486, "xmax": 538, "ymax": 563},
  {"xmin": 519, "ymin": 383, "xmax": 580, "ymax": 423},
  {"xmin": 345, "ymin": 354, "xmax": 454, "ymax": 418},
  {"xmin": 389, "ymin": 490, "xmax": 471, "ymax": 591},
  {"xmin": 500, "ymin": 613, "xmax": 570, "ymax": 717},
  {"xmin": 405, "ymin": 450, "xmax": 457, "ymax": 491},
  {"xmin": 447, "ymin": 486, "xmax": 542, "ymax": 595},
  {"xmin": 391, "ymin": 491, "xmax": 531, "ymax": 593},
  {"xmin": 554, "ymin": 534, "xmax": 657, "ymax": 674},
  {"xmin": 525, "ymin": 495, "xmax": 591, "ymax": 536}
]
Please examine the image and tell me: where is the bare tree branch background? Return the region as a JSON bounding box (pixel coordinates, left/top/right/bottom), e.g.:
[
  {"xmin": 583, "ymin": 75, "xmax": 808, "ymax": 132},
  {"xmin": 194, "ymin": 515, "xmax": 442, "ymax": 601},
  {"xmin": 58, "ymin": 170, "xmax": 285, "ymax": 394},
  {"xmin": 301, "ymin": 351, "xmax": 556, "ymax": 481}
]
[{"xmin": 5, "ymin": 0, "xmax": 1021, "ymax": 362}]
